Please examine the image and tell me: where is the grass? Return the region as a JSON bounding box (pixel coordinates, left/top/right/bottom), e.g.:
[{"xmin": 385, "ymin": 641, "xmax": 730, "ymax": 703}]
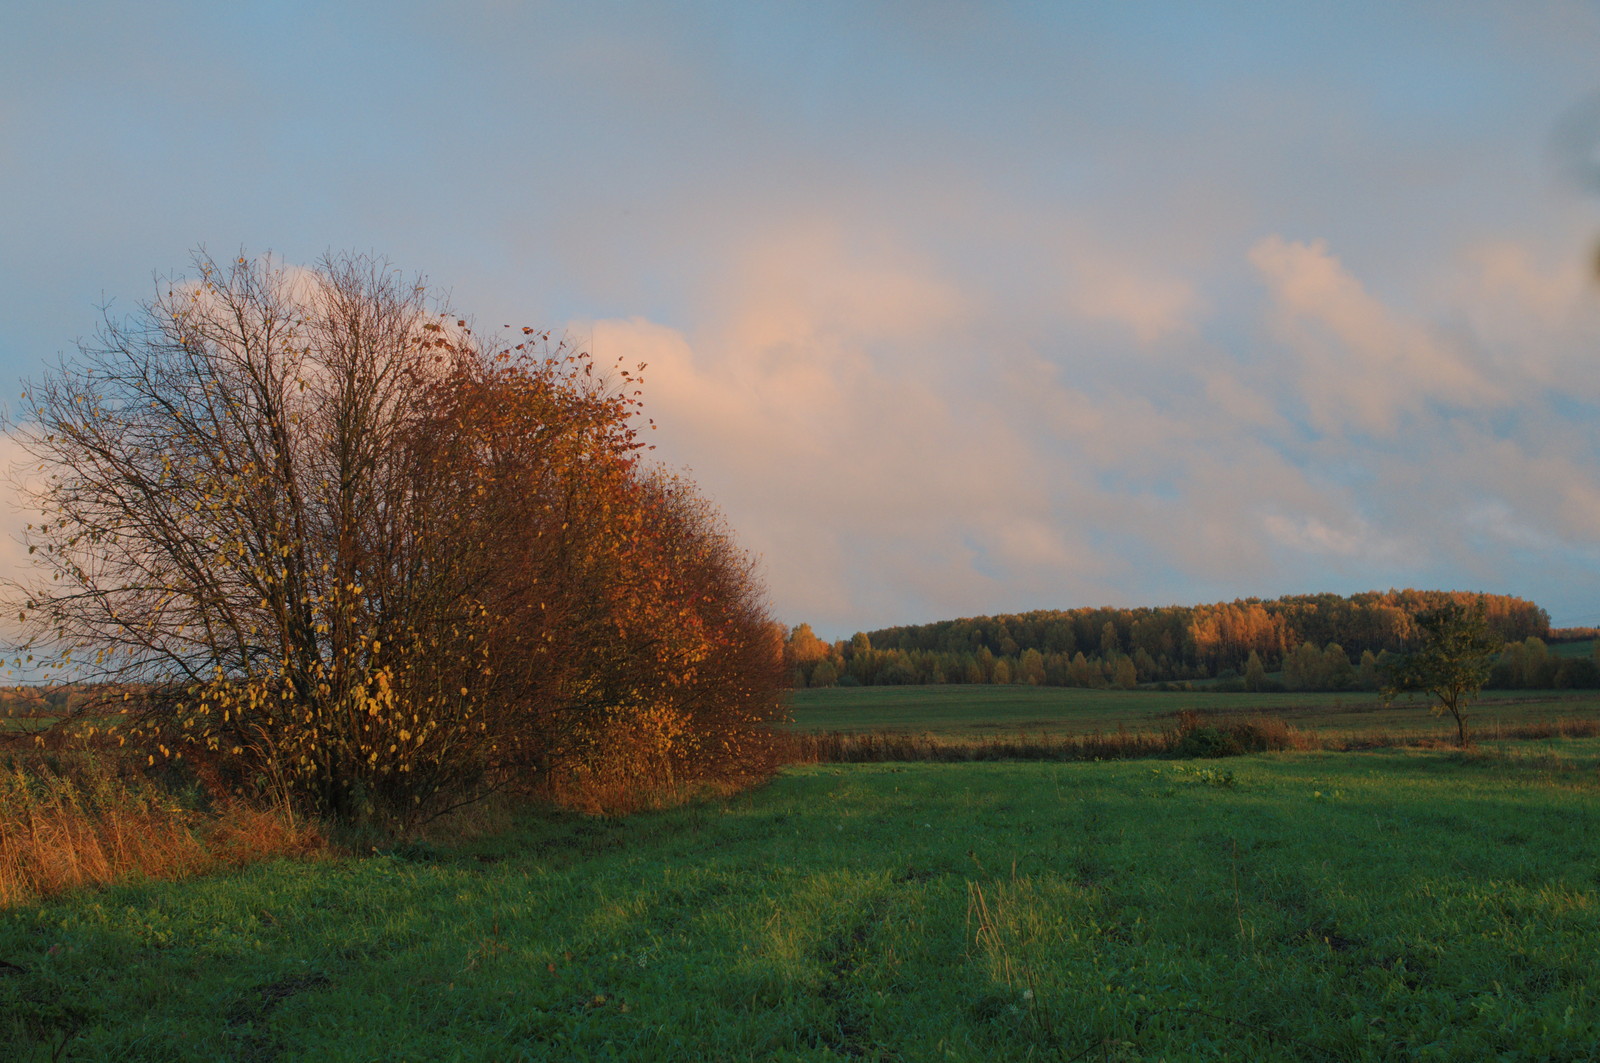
[
  {"xmin": 786, "ymin": 683, "xmax": 1600, "ymax": 741},
  {"xmin": 0, "ymin": 748, "xmax": 325, "ymax": 907},
  {"xmin": 781, "ymin": 715, "xmax": 1600, "ymax": 765},
  {"xmin": 780, "ymin": 712, "xmax": 1310, "ymax": 764},
  {"xmin": 4, "ymin": 740, "xmax": 1599, "ymax": 1060}
]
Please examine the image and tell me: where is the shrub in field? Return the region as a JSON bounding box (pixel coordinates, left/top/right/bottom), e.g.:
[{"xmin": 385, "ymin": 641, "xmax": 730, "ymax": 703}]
[
  {"xmin": 1383, "ymin": 600, "xmax": 1501, "ymax": 747},
  {"xmin": 10, "ymin": 251, "xmax": 783, "ymax": 832},
  {"xmin": 1173, "ymin": 725, "xmax": 1242, "ymax": 758},
  {"xmin": 1171, "ymin": 709, "xmax": 1300, "ymax": 757}
]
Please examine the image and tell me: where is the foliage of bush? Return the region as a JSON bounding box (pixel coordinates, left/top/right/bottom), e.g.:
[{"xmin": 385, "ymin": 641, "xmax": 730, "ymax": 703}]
[
  {"xmin": 10, "ymin": 252, "xmax": 784, "ymax": 832},
  {"xmin": 1383, "ymin": 601, "xmax": 1501, "ymax": 748},
  {"xmin": 1173, "ymin": 725, "xmax": 1242, "ymax": 758}
]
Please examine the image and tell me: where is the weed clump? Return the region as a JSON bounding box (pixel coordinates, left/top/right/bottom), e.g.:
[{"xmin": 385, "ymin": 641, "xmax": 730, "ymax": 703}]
[
  {"xmin": 1172, "ymin": 710, "xmax": 1300, "ymax": 757},
  {"xmin": 0, "ymin": 744, "xmax": 323, "ymax": 906},
  {"xmin": 1173, "ymin": 726, "xmax": 1241, "ymax": 758}
]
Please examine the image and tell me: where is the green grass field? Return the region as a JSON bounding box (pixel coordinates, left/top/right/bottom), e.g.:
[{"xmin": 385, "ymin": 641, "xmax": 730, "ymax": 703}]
[
  {"xmin": 785, "ymin": 684, "xmax": 1600, "ymax": 741},
  {"xmin": 5, "ymin": 739, "xmax": 1599, "ymax": 1061}
]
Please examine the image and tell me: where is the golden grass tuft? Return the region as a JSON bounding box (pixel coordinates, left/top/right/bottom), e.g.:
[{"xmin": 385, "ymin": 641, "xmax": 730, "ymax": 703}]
[
  {"xmin": 537, "ymin": 760, "xmax": 775, "ymax": 816},
  {"xmin": 531, "ymin": 720, "xmax": 786, "ymax": 815},
  {"xmin": 0, "ymin": 749, "xmax": 324, "ymax": 907}
]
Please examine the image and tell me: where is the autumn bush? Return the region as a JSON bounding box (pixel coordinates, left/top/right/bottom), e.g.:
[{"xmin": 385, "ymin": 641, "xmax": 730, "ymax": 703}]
[{"xmin": 10, "ymin": 251, "xmax": 784, "ymax": 834}]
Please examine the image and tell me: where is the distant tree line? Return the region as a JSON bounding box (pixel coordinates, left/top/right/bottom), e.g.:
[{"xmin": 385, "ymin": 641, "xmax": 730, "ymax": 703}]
[{"xmin": 782, "ymin": 590, "xmax": 1579, "ymax": 692}]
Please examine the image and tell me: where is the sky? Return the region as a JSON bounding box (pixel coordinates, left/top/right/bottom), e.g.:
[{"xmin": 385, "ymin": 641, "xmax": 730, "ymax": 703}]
[{"xmin": 4, "ymin": 1, "xmax": 1600, "ymax": 640}]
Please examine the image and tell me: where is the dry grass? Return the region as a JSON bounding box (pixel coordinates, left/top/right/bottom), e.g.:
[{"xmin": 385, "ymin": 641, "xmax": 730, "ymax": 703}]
[
  {"xmin": 536, "ymin": 756, "xmax": 782, "ymax": 815},
  {"xmin": 778, "ymin": 713, "xmax": 1600, "ymax": 764},
  {"xmin": 531, "ymin": 727, "xmax": 788, "ymax": 815},
  {"xmin": 1325, "ymin": 715, "xmax": 1600, "ymax": 749},
  {"xmin": 779, "ymin": 713, "xmax": 1305, "ymax": 763},
  {"xmin": 0, "ymin": 747, "xmax": 324, "ymax": 907}
]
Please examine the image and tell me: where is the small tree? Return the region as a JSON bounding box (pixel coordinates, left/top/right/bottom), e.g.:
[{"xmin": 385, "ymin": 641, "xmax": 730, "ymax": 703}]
[
  {"xmin": 1357, "ymin": 650, "xmax": 1380, "ymax": 691},
  {"xmin": 1322, "ymin": 643, "xmax": 1355, "ymax": 691},
  {"xmin": 1243, "ymin": 650, "xmax": 1267, "ymax": 692},
  {"xmin": 1018, "ymin": 648, "xmax": 1046, "ymax": 686},
  {"xmin": 1066, "ymin": 651, "xmax": 1099, "ymax": 688},
  {"xmin": 1383, "ymin": 601, "xmax": 1501, "ymax": 747},
  {"xmin": 783, "ymin": 623, "xmax": 830, "ymax": 688}
]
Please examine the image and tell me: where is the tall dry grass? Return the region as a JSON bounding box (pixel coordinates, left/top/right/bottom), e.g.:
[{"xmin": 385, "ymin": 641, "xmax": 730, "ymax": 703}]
[
  {"xmin": 528, "ymin": 712, "xmax": 789, "ymax": 815},
  {"xmin": 537, "ymin": 769, "xmax": 777, "ymax": 816},
  {"xmin": 778, "ymin": 713, "xmax": 1600, "ymax": 765},
  {"xmin": 1327, "ymin": 715, "xmax": 1600, "ymax": 749},
  {"xmin": 0, "ymin": 747, "xmax": 324, "ymax": 907},
  {"xmin": 780, "ymin": 713, "xmax": 1308, "ymax": 764},
  {"xmin": 535, "ymin": 740, "xmax": 786, "ymax": 815}
]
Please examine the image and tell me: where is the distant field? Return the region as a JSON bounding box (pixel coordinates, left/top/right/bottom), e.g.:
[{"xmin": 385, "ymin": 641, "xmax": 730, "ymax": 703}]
[{"xmin": 785, "ymin": 684, "xmax": 1600, "ymax": 740}]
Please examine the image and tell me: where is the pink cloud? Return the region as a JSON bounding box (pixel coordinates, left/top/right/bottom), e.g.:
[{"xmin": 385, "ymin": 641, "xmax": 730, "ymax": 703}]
[{"xmin": 1250, "ymin": 234, "xmax": 1501, "ymax": 434}]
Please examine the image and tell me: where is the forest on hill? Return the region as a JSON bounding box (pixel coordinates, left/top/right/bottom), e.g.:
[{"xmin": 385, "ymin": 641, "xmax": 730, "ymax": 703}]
[{"xmin": 781, "ymin": 589, "xmax": 1593, "ymax": 692}]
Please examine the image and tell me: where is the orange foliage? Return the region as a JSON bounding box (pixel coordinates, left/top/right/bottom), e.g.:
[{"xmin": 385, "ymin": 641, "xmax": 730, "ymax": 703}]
[
  {"xmin": 414, "ymin": 352, "xmax": 786, "ymax": 809},
  {"xmin": 16, "ymin": 251, "xmax": 784, "ymax": 831}
]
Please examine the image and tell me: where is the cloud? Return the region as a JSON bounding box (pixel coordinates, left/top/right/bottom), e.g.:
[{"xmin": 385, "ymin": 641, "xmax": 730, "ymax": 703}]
[
  {"xmin": 579, "ymin": 223, "xmax": 1125, "ymax": 632},
  {"xmin": 21, "ymin": 224, "xmax": 1598, "ymax": 643},
  {"xmin": 1064, "ymin": 259, "xmax": 1202, "ymax": 344},
  {"xmin": 587, "ymin": 212, "xmax": 1600, "ymax": 636},
  {"xmin": 705, "ymin": 219, "xmax": 972, "ymax": 351},
  {"xmin": 589, "ymin": 307, "xmax": 1089, "ymax": 631},
  {"xmin": 1249, "ymin": 235, "xmax": 1501, "ymax": 434},
  {"xmin": 1261, "ymin": 510, "xmax": 1409, "ymax": 562},
  {"xmin": 1443, "ymin": 240, "xmax": 1600, "ymax": 391}
]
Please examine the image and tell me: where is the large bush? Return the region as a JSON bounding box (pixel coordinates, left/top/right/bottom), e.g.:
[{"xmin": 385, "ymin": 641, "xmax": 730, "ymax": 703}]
[{"xmin": 11, "ymin": 252, "xmax": 783, "ymax": 829}]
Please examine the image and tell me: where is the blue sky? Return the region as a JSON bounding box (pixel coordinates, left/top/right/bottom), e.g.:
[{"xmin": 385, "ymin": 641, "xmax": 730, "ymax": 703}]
[{"xmin": 5, "ymin": 1, "xmax": 1600, "ymax": 638}]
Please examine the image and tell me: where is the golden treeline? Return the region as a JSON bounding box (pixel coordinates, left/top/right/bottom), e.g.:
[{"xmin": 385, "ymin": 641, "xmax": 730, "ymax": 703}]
[{"xmin": 786, "ymin": 590, "xmax": 1553, "ymax": 690}]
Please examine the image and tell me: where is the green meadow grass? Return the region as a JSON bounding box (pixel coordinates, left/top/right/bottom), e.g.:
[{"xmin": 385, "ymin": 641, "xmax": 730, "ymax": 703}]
[
  {"xmin": 786, "ymin": 684, "xmax": 1600, "ymax": 741},
  {"xmin": 4, "ymin": 739, "xmax": 1599, "ymax": 1061}
]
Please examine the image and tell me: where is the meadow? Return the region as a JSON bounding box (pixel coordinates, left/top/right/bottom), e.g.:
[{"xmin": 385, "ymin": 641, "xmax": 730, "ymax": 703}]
[
  {"xmin": 786, "ymin": 683, "xmax": 1600, "ymax": 743},
  {"xmin": 4, "ymin": 737, "xmax": 1600, "ymax": 1061}
]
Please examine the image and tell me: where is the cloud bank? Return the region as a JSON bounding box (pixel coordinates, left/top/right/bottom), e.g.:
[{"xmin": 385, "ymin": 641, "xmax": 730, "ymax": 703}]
[
  {"xmin": 588, "ymin": 228, "xmax": 1600, "ymax": 636},
  {"xmin": 4, "ymin": 2, "xmax": 1600, "ymax": 637}
]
